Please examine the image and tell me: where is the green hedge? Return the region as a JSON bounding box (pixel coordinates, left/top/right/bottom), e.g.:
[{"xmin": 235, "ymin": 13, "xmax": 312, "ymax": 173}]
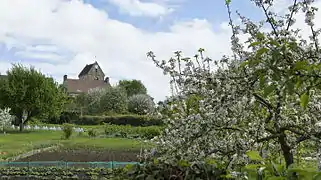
[
  {"xmin": 72, "ymin": 114, "xmax": 163, "ymax": 126},
  {"xmin": 104, "ymin": 124, "xmax": 162, "ymax": 139}
]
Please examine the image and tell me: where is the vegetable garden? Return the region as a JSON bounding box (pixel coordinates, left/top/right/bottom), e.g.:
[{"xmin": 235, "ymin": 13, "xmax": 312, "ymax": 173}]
[
  {"xmin": 0, "ymin": 166, "xmax": 127, "ymax": 179},
  {"xmin": 16, "ymin": 149, "xmax": 139, "ymax": 162},
  {"xmin": 3, "ymin": 0, "xmax": 321, "ymax": 179}
]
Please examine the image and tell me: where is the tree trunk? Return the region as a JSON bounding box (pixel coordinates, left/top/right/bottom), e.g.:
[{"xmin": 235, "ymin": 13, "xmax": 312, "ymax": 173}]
[
  {"xmin": 278, "ymin": 133, "xmax": 293, "ymax": 168},
  {"xmin": 19, "ymin": 122, "xmax": 24, "ymax": 132},
  {"xmin": 16, "ymin": 111, "xmax": 24, "ymax": 132}
]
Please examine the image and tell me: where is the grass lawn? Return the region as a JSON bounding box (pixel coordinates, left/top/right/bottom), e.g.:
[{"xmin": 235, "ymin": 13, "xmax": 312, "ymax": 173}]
[{"xmin": 0, "ymin": 127, "xmax": 149, "ymax": 161}]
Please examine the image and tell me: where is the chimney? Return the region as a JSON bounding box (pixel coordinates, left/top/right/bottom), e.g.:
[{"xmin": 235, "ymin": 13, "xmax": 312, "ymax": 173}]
[
  {"xmin": 104, "ymin": 77, "xmax": 109, "ymax": 83},
  {"xmin": 63, "ymin": 75, "xmax": 67, "ymax": 82}
]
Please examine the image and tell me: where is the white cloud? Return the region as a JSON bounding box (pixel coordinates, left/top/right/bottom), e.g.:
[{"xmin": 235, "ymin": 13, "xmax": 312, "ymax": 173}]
[
  {"xmin": 6, "ymin": 0, "xmax": 321, "ymax": 102},
  {"xmin": 0, "ymin": 0, "xmax": 234, "ymax": 102},
  {"xmin": 25, "ymin": 44, "xmax": 61, "ymax": 52},
  {"xmin": 106, "ymin": 0, "xmax": 174, "ymax": 17},
  {"xmin": 14, "ymin": 51, "xmax": 64, "ymax": 62}
]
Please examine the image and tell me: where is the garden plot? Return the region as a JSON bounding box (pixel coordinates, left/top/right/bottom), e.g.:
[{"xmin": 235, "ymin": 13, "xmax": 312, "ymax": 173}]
[{"xmin": 16, "ymin": 149, "xmax": 140, "ymax": 162}]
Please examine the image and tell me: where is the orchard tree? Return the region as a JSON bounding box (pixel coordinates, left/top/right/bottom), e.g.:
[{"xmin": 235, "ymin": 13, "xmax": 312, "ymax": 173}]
[
  {"xmin": 0, "ymin": 64, "xmax": 68, "ymax": 131},
  {"xmin": 118, "ymin": 79, "xmax": 147, "ymax": 97},
  {"xmin": 128, "ymin": 94, "xmax": 155, "ymax": 115},
  {"xmin": 146, "ymin": 0, "xmax": 321, "ymax": 175},
  {"xmin": 0, "ymin": 108, "xmax": 12, "ymax": 134}
]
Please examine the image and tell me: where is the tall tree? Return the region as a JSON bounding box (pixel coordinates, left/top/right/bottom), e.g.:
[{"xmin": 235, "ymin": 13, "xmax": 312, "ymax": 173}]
[
  {"xmin": 99, "ymin": 86, "xmax": 128, "ymax": 114},
  {"xmin": 0, "ymin": 64, "xmax": 67, "ymax": 131},
  {"xmin": 118, "ymin": 79, "xmax": 147, "ymax": 97},
  {"xmin": 146, "ymin": 0, "xmax": 321, "ymax": 173}
]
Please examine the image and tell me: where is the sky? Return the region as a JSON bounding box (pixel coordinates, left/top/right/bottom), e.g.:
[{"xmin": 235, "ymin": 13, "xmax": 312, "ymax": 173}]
[{"xmin": 0, "ymin": 0, "xmax": 320, "ymax": 102}]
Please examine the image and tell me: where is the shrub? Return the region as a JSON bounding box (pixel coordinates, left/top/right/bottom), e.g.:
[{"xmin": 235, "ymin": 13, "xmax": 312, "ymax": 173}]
[
  {"xmin": 134, "ymin": 126, "xmax": 161, "ymax": 139},
  {"xmin": 121, "ymin": 160, "xmax": 231, "ymax": 180},
  {"xmin": 74, "ymin": 114, "xmax": 163, "ymax": 126},
  {"xmin": 104, "ymin": 124, "xmax": 162, "ymax": 139},
  {"xmin": 61, "ymin": 123, "xmax": 73, "ymax": 139},
  {"xmin": 87, "ymin": 128, "xmax": 97, "ymax": 137},
  {"xmin": 128, "ymin": 94, "xmax": 155, "ymax": 115},
  {"xmin": 46, "ymin": 111, "xmax": 80, "ymax": 124}
]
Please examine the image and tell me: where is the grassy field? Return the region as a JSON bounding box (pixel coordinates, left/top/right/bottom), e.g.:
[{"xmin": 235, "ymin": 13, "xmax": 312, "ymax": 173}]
[{"xmin": 0, "ymin": 127, "xmax": 149, "ymax": 161}]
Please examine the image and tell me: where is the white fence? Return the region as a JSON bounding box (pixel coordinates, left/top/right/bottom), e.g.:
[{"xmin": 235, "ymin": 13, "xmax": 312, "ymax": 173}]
[{"xmin": 9, "ymin": 125, "xmax": 84, "ymax": 133}]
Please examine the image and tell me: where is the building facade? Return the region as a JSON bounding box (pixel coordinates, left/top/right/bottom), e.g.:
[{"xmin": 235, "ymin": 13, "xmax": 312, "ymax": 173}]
[{"xmin": 63, "ymin": 61, "xmax": 111, "ymax": 96}]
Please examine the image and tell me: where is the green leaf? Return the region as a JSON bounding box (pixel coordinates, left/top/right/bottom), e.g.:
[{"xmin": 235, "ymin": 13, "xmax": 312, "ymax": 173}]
[
  {"xmin": 249, "ymin": 59, "xmax": 261, "ymax": 67},
  {"xmin": 264, "ymin": 84, "xmax": 276, "ymax": 97},
  {"xmin": 286, "ymin": 81, "xmax": 295, "ymax": 95},
  {"xmin": 313, "ymin": 172, "xmax": 321, "ymax": 180},
  {"xmin": 256, "ymin": 47, "xmax": 269, "ymax": 57},
  {"xmin": 178, "ymin": 160, "xmax": 190, "ymax": 167},
  {"xmin": 240, "ymin": 61, "xmax": 249, "ymax": 69},
  {"xmin": 268, "ymin": 39, "xmax": 280, "ymax": 47},
  {"xmin": 249, "ymin": 41, "xmax": 261, "ymax": 47},
  {"xmin": 256, "ymin": 32, "xmax": 265, "ymax": 40},
  {"xmin": 259, "ymin": 75, "xmax": 265, "ymax": 88},
  {"xmin": 225, "ymin": 0, "xmax": 231, "ymax": 5},
  {"xmin": 300, "ymin": 93, "xmax": 309, "ymax": 109},
  {"xmin": 267, "ymin": 177, "xmax": 286, "ymax": 180},
  {"xmin": 246, "ymin": 150, "xmax": 263, "ymax": 161},
  {"xmin": 295, "ymin": 61, "xmax": 308, "ymax": 70},
  {"xmin": 296, "ymin": 78, "xmax": 303, "ymax": 89}
]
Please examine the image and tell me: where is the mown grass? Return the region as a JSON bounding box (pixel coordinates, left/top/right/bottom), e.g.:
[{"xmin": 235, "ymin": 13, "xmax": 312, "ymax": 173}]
[{"xmin": 0, "ymin": 127, "xmax": 150, "ymax": 161}]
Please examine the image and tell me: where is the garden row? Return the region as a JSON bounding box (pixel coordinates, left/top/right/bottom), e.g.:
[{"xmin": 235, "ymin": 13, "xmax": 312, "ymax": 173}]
[
  {"xmin": 64, "ymin": 123, "xmax": 162, "ymax": 140},
  {"xmin": 52, "ymin": 113, "xmax": 163, "ymax": 127},
  {"xmin": 0, "ymin": 166, "xmax": 127, "ymax": 179}
]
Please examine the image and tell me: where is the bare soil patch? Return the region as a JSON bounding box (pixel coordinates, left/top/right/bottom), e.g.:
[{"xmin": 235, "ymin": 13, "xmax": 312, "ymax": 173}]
[{"xmin": 16, "ymin": 149, "xmax": 140, "ymax": 162}]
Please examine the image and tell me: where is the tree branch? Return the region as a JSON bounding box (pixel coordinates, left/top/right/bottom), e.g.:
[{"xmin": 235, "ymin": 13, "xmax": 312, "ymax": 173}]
[
  {"xmin": 257, "ymin": 134, "xmax": 280, "ymax": 143},
  {"xmin": 260, "ymin": 3, "xmax": 279, "ymax": 38},
  {"xmin": 286, "ymin": 0, "xmax": 298, "ymax": 31},
  {"xmin": 253, "ymin": 93, "xmax": 274, "ymax": 110}
]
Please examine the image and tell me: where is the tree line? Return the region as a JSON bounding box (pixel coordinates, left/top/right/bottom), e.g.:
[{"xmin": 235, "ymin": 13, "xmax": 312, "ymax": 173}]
[{"xmin": 0, "ymin": 64, "xmax": 154, "ymax": 131}]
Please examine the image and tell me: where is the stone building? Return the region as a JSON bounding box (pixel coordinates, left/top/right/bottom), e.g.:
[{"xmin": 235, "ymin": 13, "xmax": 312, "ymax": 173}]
[{"xmin": 63, "ymin": 61, "xmax": 111, "ymax": 96}]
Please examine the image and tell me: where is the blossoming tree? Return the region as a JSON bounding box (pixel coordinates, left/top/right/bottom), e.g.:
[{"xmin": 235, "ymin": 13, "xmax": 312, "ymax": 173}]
[
  {"xmin": 147, "ymin": 0, "xmax": 321, "ymax": 171},
  {"xmin": 0, "ymin": 108, "xmax": 12, "ymax": 134}
]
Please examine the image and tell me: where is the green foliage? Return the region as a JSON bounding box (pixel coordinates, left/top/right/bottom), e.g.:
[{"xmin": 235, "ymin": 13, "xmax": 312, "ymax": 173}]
[
  {"xmin": 243, "ymin": 150, "xmax": 321, "ymax": 180},
  {"xmin": 46, "ymin": 111, "xmax": 80, "ymax": 124},
  {"xmin": 87, "ymin": 128, "xmax": 97, "ymax": 137},
  {"xmin": 62, "ymin": 123, "xmax": 74, "ymax": 139},
  {"xmin": 0, "ymin": 167, "xmax": 127, "ymax": 179},
  {"xmin": 118, "ymin": 79, "xmax": 147, "ymax": 98},
  {"xmin": 104, "ymin": 124, "xmax": 162, "ymax": 139},
  {"xmin": 128, "ymin": 94, "xmax": 155, "ymax": 115},
  {"xmin": 0, "ymin": 79, "xmax": 9, "ymax": 109},
  {"xmin": 100, "ymin": 86, "xmax": 128, "ymax": 114},
  {"xmin": 64, "ymin": 80, "xmax": 150, "ymax": 116},
  {"xmin": 122, "ymin": 160, "xmax": 232, "ymax": 180},
  {"xmin": 83, "ymin": 86, "xmax": 128, "ymax": 115},
  {"xmin": 74, "ymin": 114, "xmax": 163, "ymax": 126},
  {"xmin": 0, "ymin": 64, "xmax": 67, "ymax": 131}
]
